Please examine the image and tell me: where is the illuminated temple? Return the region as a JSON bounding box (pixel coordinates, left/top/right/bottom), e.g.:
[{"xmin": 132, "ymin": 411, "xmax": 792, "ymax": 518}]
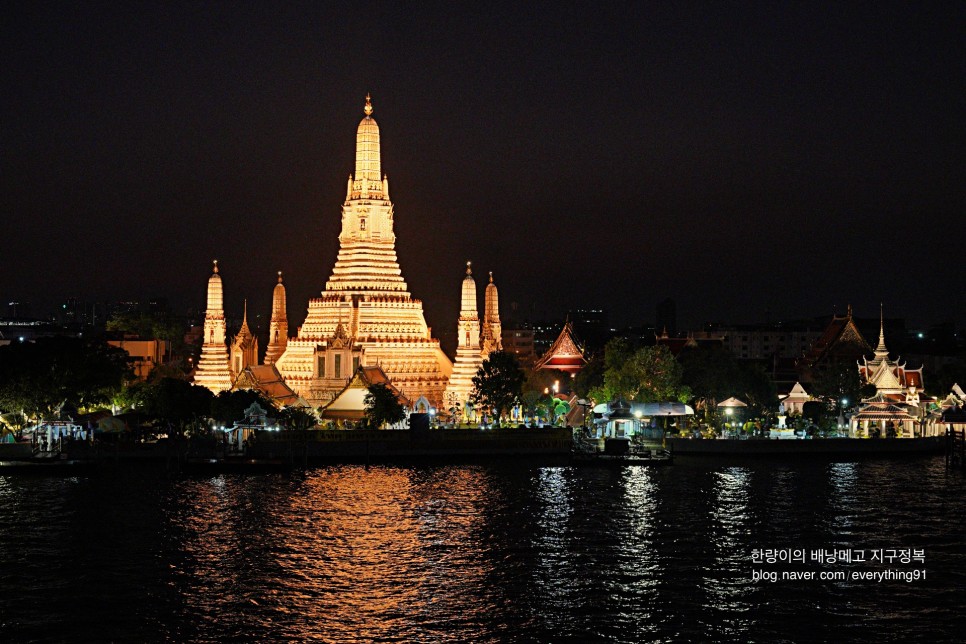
[
  {"xmin": 273, "ymin": 96, "xmax": 452, "ymax": 406},
  {"xmin": 193, "ymin": 261, "xmax": 233, "ymax": 393}
]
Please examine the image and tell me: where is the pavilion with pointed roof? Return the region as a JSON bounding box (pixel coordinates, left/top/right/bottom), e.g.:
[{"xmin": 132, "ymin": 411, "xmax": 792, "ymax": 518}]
[
  {"xmin": 849, "ymin": 393, "xmax": 922, "ymax": 437},
  {"xmin": 318, "ymin": 365, "xmax": 411, "ymax": 426},
  {"xmin": 534, "ymin": 321, "xmax": 588, "ymax": 374},
  {"xmin": 858, "ymin": 306, "xmax": 925, "ymax": 400}
]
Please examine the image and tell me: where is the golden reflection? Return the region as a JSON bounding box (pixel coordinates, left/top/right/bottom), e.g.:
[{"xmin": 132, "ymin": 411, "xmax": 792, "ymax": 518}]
[{"xmin": 262, "ymin": 467, "xmax": 489, "ymax": 640}]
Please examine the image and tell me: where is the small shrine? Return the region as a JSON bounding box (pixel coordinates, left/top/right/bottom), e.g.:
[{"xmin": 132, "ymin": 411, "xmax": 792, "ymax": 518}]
[{"xmin": 224, "ymin": 402, "xmax": 277, "ymax": 454}]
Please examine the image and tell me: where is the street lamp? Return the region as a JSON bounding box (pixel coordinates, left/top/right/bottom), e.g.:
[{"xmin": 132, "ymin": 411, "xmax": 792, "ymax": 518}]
[{"xmin": 839, "ymin": 398, "xmax": 849, "ymax": 435}]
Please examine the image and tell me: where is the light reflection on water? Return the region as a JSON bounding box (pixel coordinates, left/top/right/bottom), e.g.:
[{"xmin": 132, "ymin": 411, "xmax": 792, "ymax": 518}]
[{"xmin": 0, "ymin": 457, "xmax": 963, "ymax": 642}]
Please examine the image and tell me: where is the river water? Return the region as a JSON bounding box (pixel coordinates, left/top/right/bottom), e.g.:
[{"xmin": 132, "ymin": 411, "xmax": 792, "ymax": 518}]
[{"xmin": 1, "ymin": 456, "xmax": 964, "ymax": 642}]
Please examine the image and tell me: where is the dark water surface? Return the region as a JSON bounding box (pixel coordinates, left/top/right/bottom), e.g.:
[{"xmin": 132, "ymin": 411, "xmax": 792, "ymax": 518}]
[{"xmin": 1, "ymin": 456, "xmax": 964, "ymax": 642}]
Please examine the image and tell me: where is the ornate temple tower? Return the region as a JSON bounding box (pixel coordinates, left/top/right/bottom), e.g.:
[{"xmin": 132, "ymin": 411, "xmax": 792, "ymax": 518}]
[
  {"xmin": 193, "ymin": 260, "xmax": 233, "ymax": 393},
  {"xmin": 444, "ymin": 262, "xmax": 484, "ymax": 415},
  {"xmin": 229, "ymin": 300, "xmax": 259, "ymax": 380},
  {"xmin": 481, "ymin": 271, "xmax": 502, "ymax": 358},
  {"xmin": 264, "ymin": 271, "xmax": 288, "ymax": 365},
  {"xmin": 274, "ymin": 96, "xmax": 452, "ymax": 406},
  {"xmin": 858, "ymin": 305, "xmax": 924, "ymax": 398}
]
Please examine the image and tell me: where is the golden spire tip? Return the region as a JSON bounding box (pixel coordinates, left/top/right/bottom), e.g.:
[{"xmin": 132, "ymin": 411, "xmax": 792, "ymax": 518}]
[{"xmin": 364, "ymin": 93, "xmax": 373, "ymax": 116}]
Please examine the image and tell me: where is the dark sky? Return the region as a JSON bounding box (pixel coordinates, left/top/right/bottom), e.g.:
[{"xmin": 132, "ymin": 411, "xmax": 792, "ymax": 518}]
[{"xmin": 3, "ymin": 2, "xmax": 964, "ymax": 335}]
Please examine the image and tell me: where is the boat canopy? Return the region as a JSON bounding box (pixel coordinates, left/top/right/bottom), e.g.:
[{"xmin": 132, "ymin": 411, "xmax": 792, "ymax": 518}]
[{"xmin": 593, "ymin": 401, "xmax": 694, "ymax": 417}]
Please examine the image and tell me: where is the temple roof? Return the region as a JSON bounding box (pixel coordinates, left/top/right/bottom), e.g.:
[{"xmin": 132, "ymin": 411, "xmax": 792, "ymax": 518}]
[
  {"xmin": 798, "ymin": 306, "xmax": 871, "ymax": 368},
  {"xmin": 535, "ymin": 321, "xmax": 588, "ymax": 372},
  {"xmin": 852, "ymin": 399, "xmax": 917, "ymax": 420},
  {"xmin": 232, "ymin": 364, "xmax": 307, "ymax": 408},
  {"xmin": 319, "ymin": 365, "xmax": 411, "ymax": 420}
]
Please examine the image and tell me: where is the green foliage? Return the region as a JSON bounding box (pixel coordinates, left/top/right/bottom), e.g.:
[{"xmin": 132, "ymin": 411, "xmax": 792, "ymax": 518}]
[
  {"xmin": 521, "ymin": 390, "xmax": 543, "ymax": 418},
  {"xmin": 573, "ymin": 351, "xmax": 604, "ymax": 398},
  {"xmin": 802, "ymin": 400, "xmax": 826, "ymax": 424},
  {"xmin": 630, "ymin": 345, "xmax": 691, "ymax": 402},
  {"xmin": 471, "ymin": 351, "xmax": 525, "ymax": 426},
  {"xmin": 588, "ymin": 340, "xmax": 690, "ymax": 404},
  {"xmin": 680, "ymin": 346, "xmax": 744, "ymax": 408},
  {"xmin": 278, "ymin": 406, "xmax": 317, "ymax": 431},
  {"xmin": 810, "ymin": 360, "xmax": 875, "ymax": 410},
  {"xmin": 931, "ymin": 359, "xmax": 966, "ymax": 398},
  {"xmin": 210, "ymin": 389, "xmax": 276, "ymax": 426},
  {"xmin": 106, "ymin": 311, "xmax": 183, "ymax": 343},
  {"xmin": 681, "ymin": 346, "xmax": 778, "ymax": 418},
  {"xmin": 0, "ymin": 337, "xmax": 132, "ymax": 419},
  {"xmin": 364, "ymin": 383, "xmax": 406, "ymax": 429},
  {"xmin": 138, "ymin": 377, "xmax": 214, "ymax": 437},
  {"xmin": 739, "ymin": 362, "xmax": 779, "ymax": 419}
]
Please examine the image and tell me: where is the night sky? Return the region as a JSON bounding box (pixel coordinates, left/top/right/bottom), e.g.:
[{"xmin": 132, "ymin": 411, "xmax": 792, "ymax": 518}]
[{"xmin": 3, "ymin": 2, "xmax": 964, "ymax": 336}]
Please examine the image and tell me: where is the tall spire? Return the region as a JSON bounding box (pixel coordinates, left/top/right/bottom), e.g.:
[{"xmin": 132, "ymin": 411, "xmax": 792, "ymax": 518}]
[
  {"xmin": 482, "ymin": 271, "xmax": 502, "ymax": 356},
  {"xmin": 874, "ymin": 303, "xmax": 889, "ymax": 357},
  {"xmin": 206, "ymin": 260, "xmax": 223, "ymax": 312},
  {"xmin": 355, "ymin": 93, "xmax": 380, "ymax": 182},
  {"xmin": 239, "ymin": 299, "xmax": 251, "ymax": 336},
  {"xmin": 265, "ymin": 270, "xmax": 288, "ymax": 365},
  {"xmin": 461, "ymin": 261, "xmax": 478, "ymax": 316},
  {"xmin": 194, "ymin": 260, "xmax": 232, "ymax": 393}
]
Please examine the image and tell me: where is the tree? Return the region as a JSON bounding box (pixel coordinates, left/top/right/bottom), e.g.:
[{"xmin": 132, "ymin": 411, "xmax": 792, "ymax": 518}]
[
  {"xmin": 573, "ymin": 351, "xmax": 604, "ymax": 398},
  {"xmin": 587, "ymin": 340, "xmax": 690, "ymax": 404},
  {"xmin": 210, "ymin": 389, "xmax": 276, "ymax": 426},
  {"xmin": 627, "ymin": 345, "xmax": 691, "ymax": 403},
  {"xmin": 0, "ymin": 337, "xmax": 132, "ymax": 420},
  {"xmin": 139, "ymin": 377, "xmax": 214, "ymax": 437},
  {"xmin": 739, "ymin": 362, "xmax": 779, "ymax": 420},
  {"xmin": 471, "ymin": 351, "xmax": 525, "ymax": 427},
  {"xmin": 364, "ymin": 383, "xmax": 405, "ymax": 429},
  {"xmin": 106, "ymin": 311, "xmax": 186, "ymax": 360},
  {"xmin": 521, "ymin": 390, "xmax": 543, "ymax": 421},
  {"xmin": 681, "ymin": 345, "xmax": 745, "ymax": 409},
  {"xmin": 811, "ymin": 359, "xmax": 875, "ymax": 411},
  {"xmin": 278, "ymin": 406, "xmax": 317, "ymax": 432}
]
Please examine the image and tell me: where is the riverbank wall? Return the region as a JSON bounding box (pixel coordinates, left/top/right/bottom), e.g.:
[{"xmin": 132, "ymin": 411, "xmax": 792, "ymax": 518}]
[
  {"xmin": 252, "ymin": 428, "xmax": 573, "ymax": 462},
  {"xmin": 668, "ymin": 436, "xmax": 945, "ymax": 456}
]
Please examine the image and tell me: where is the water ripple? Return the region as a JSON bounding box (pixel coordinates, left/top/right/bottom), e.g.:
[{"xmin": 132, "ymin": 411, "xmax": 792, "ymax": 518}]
[{"xmin": 0, "ymin": 457, "xmax": 963, "ymax": 642}]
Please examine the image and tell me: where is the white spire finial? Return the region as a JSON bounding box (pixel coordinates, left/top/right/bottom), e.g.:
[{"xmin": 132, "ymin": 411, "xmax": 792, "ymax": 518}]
[
  {"xmin": 212, "ymin": 259, "xmax": 219, "ymax": 274},
  {"xmin": 489, "ymin": 271, "xmax": 494, "ymax": 283},
  {"xmin": 466, "ymin": 260, "xmax": 472, "ymax": 275},
  {"xmin": 277, "ymin": 270, "xmax": 283, "ymax": 284},
  {"xmin": 875, "ymin": 303, "xmax": 889, "ymax": 355},
  {"xmin": 364, "ymin": 93, "xmax": 373, "ymax": 116}
]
